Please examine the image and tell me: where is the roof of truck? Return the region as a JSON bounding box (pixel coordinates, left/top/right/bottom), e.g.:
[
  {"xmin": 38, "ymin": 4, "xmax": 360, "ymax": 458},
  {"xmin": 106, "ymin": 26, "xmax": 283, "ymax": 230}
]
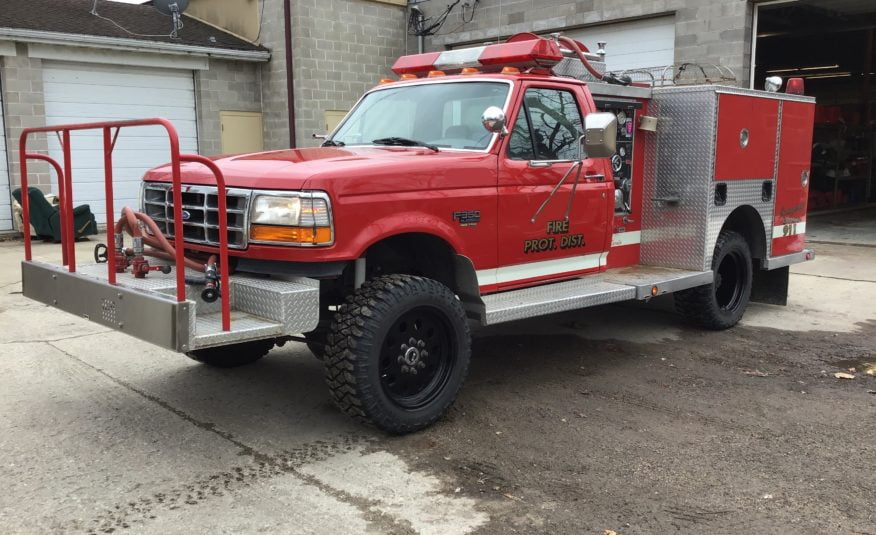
[{"xmin": 371, "ymin": 72, "xmax": 655, "ymax": 100}]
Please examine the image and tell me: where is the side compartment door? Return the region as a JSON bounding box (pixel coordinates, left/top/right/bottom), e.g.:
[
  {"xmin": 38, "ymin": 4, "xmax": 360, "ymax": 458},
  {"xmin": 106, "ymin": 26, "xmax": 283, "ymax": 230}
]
[{"xmin": 494, "ymin": 83, "xmax": 612, "ymax": 289}]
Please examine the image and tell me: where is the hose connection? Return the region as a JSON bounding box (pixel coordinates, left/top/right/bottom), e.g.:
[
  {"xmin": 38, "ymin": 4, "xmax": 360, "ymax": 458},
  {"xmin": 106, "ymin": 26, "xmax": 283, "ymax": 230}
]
[{"xmin": 93, "ymin": 207, "xmax": 220, "ymax": 299}]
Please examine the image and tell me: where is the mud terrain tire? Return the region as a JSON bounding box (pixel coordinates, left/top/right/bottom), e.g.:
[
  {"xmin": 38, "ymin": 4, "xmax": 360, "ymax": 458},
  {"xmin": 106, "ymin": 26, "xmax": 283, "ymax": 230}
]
[
  {"xmin": 324, "ymin": 274, "xmax": 471, "ymax": 434},
  {"xmin": 675, "ymin": 230, "xmax": 753, "ymax": 330}
]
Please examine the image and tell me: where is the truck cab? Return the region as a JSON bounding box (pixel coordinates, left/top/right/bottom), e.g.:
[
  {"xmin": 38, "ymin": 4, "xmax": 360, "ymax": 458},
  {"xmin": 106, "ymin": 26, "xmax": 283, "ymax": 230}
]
[{"xmin": 20, "ymin": 34, "xmax": 816, "ymax": 434}]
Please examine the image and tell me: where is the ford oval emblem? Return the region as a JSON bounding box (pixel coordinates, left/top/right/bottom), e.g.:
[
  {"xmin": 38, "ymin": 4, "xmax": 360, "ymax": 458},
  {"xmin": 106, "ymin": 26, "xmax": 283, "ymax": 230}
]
[{"xmin": 181, "ymin": 210, "xmax": 192, "ymax": 221}]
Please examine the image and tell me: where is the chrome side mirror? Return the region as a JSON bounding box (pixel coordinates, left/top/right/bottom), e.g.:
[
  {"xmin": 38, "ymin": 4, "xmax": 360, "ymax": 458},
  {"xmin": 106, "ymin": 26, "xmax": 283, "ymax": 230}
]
[
  {"xmin": 765, "ymin": 76, "xmax": 783, "ymax": 93},
  {"xmin": 482, "ymin": 106, "xmax": 508, "ymax": 135},
  {"xmin": 583, "ymin": 112, "xmax": 617, "ymax": 158}
]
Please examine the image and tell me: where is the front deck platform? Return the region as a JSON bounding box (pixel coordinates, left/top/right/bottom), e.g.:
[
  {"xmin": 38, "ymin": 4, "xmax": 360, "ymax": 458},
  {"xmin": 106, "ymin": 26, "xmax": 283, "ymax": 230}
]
[{"xmin": 23, "ymin": 261, "xmax": 319, "ymax": 352}]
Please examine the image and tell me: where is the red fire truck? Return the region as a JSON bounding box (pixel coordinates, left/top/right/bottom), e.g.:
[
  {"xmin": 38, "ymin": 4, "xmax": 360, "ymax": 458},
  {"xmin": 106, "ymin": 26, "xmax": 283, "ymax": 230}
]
[{"xmin": 19, "ymin": 34, "xmax": 815, "ymax": 434}]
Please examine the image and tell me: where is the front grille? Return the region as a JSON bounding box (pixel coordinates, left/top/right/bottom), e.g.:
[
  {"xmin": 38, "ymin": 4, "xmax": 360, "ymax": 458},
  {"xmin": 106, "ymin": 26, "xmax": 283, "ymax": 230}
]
[{"xmin": 142, "ymin": 183, "xmax": 251, "ymax": 249}]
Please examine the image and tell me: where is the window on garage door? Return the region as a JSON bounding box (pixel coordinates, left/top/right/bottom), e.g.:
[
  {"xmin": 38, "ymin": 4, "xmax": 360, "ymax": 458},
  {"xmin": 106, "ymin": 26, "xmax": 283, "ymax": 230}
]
[
  {"xmin": 42, "ymin": 61, "xmax": 198, "ymax": 225},
  {"xmin": 565, "ymin": 15, "xmax": 676, "ymax": 73}
]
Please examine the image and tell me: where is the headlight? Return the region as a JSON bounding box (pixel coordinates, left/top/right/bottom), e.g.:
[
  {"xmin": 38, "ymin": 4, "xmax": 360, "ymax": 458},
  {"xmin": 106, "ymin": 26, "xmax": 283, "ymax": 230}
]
[
  {"xmin": 250, "ymin": 191, "xmax": 334, "ymax": 246},
  {"xmin": 251, "ymin": 196, "xmax": 301, "ymax": 225}
]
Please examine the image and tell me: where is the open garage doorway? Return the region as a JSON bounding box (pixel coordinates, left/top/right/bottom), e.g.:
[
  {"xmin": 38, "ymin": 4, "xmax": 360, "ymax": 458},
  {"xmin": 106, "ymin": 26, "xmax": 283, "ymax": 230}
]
[{"xmin": 753, "ymin": 0, "xmax": 876, "ymax": 215}]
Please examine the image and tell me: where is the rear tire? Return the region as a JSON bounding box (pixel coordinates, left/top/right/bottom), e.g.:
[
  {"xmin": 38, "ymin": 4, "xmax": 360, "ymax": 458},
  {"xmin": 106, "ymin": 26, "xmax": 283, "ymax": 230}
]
[
  {"xmin": 186, "ymin": 339, "xmax": 275, "ymax": 368},
  {"xmin": 675, "ymin": 230, "xmax": 753, "ymax": 330},
  {"xmin": 324, "ymin": 274, "xmax": 471, "ymax": 434}
]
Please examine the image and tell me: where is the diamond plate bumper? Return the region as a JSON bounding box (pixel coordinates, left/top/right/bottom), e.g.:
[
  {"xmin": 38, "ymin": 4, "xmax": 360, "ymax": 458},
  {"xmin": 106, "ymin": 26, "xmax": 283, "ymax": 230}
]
[{"xmin": 22, "ymin": 261, "xmax": 320, "ymax": 352}]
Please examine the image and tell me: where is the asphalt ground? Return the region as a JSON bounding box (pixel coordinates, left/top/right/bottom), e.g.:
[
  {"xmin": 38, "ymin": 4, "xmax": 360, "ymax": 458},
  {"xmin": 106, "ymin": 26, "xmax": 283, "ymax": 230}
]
[{"xmin": 0, "ymin": 224, "xmax": 874, "ymax": 534}]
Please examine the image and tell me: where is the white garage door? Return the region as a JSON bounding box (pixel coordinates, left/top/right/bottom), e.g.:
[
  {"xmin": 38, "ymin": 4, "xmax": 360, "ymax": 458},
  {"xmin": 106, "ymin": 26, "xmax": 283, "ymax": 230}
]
[
  {"xmin": 567, "ymin": 16, "xmax": 676, "ymax": 73},
  {"xmin": 43, "ymin": 61, "xmax": 198, "ymax": 224},
  {"xmin": 0, "ymin": 79, "xmax": 12, "ymax": 232}
]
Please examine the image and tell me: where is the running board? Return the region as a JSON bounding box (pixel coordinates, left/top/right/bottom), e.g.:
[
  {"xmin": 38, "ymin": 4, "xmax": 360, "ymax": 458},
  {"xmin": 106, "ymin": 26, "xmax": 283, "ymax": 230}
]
[{"xmin": 482, "ymin": 266, "xmax": 713, "ymax": 325}]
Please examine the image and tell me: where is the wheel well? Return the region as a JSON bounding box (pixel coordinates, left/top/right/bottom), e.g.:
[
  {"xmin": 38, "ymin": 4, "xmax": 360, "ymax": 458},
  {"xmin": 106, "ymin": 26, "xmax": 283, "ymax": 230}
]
[
  {"xmin": 365, "ymin": 233, "xmax": 456, "ymax": 286},
  {"xmin": 721, "ymin": 205, "xmax": 767, "ymax": 262},
  {"xmin": 361, "ymin": 234, "xmax": 483, "ymax": 317}
]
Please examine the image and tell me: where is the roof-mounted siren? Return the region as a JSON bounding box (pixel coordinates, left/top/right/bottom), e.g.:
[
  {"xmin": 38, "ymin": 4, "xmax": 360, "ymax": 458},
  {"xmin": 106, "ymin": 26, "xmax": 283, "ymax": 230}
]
[{"xmin": 153, "ymin": 0, "xmax": 189, "ymax": 38}]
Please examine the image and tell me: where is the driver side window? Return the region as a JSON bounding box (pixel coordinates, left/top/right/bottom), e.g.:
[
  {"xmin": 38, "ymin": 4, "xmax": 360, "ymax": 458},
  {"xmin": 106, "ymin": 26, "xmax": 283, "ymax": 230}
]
[{"xmin": 508, "ymin": 88, "xmax": 584, "ymax": 161}]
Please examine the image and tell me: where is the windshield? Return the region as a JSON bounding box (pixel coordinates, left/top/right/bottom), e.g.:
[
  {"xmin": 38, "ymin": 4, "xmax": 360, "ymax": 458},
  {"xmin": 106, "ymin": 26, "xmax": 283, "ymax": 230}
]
[{"xmin": 330, "ymin": 81, "xmax": 510, "ymax": 151}]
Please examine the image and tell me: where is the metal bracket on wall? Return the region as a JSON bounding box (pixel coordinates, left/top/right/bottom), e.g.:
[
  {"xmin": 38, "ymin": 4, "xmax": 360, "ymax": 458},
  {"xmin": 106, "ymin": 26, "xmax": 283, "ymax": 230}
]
[{"xmin": 639, "ymin": 115, "xmax": 658, "ymax": 132}]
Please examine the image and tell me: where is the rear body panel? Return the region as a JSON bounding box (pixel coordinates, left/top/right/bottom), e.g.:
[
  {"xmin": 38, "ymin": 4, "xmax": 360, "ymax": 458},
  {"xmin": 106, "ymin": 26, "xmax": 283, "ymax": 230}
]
[
  {"xmin": 641, "ymin": 85, "xmax": 815, "ymax": 271},
  {"xmin": 773, "ymin": 100, "xmax": 815, "ymax": 256}
]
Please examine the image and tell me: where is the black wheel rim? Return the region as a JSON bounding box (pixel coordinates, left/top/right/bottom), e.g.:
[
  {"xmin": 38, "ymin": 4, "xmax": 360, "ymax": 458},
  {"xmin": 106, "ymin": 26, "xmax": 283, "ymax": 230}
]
[
  {"xmin": 379, "ymin": 306, "xmax": 455, "ymax": 410},
  {"xmin": 715, "ymin": 250, "xmax": 747, "ymax": 311}
]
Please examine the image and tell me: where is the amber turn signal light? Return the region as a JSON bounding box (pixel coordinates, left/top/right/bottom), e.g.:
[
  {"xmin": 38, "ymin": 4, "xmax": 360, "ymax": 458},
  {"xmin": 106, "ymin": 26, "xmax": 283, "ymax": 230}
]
[{"xmin": 251, "ymin": 225, "xmax": 332, "ymax": 245}]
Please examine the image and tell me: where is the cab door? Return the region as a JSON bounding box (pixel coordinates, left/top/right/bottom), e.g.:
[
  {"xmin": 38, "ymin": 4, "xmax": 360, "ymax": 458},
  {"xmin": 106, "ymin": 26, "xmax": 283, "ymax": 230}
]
[{"xmin": 495, "ymin": 82, "xmax": 612, "ymax": 290}]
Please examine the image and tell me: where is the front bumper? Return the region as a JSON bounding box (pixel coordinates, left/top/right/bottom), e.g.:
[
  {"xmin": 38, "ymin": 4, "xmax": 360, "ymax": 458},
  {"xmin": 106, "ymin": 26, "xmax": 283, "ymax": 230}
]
[{"xmin": 22, "ymin": 261, "xmax": 320, "ymax": 352}]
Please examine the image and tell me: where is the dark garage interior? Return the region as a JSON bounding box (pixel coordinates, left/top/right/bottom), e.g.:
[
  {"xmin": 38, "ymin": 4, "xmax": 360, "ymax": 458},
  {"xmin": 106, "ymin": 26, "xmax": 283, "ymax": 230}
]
[{"xmin": 754, "ymin": 0, "xmax": 876, "ymax": 214}]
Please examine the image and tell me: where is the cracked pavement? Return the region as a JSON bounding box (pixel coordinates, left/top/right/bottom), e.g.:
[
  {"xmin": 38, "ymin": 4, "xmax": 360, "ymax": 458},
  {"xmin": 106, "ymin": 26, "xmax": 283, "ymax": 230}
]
[{"xmin": 1, "ymin": 210, "xmax": 875, "ymax": 534}]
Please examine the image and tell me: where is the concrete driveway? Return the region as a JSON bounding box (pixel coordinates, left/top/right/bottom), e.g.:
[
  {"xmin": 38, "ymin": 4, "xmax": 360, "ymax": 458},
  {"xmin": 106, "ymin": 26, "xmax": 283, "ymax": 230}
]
[{"xmin": 0, "ymin": 229, "xmax": 874, "ymax": 534}]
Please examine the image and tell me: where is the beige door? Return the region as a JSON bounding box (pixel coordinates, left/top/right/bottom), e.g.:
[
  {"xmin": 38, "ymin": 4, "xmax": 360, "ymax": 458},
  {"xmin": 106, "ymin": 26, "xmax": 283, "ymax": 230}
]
[
  {"xmin": 220, "ymin": 111, "xmax": 264, "ymax": 154},
  {"xmin": 324, "ymin": 110, "xmax": 348, "ymax": 135}
]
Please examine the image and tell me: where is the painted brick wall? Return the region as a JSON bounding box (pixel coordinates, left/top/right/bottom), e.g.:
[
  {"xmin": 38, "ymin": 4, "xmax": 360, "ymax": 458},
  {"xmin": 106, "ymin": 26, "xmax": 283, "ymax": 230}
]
[
  {"xmin": 1, "ymin": 49, "xmax": 50, "ymax": 191},
  {"xmin": 419, "ymin": 0, "xmax": 753, "ymax": 87},
  {"xmin": 196, "ymin": 59, "xmax": 263, "ymax": 156},
  {"xmin": 258, "ymin": 0, "xmax": 409, "ymax": 149}
]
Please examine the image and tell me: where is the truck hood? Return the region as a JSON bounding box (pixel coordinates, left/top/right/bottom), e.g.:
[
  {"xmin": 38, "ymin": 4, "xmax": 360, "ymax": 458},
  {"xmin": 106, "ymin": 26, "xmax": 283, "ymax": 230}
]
[{"xmin": 142, "ymin": 146, "xmax": 468, "ymax": 191}]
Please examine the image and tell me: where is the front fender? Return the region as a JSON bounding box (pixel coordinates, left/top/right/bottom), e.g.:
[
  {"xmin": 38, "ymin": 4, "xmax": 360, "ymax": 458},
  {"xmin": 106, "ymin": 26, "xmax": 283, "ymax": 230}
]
[{"xmin": 349, "ymin": 211, "xmax": 466, "ymax": 258}]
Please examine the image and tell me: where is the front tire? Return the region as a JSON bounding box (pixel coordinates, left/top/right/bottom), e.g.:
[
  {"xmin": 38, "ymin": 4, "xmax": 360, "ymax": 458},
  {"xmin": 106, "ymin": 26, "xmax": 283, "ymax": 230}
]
[
  {"xmin": 186, "ymin": 339, "xmax": 275, "ymax": 368},
  {"xmin": 675, "ymin": 230, "xmax": 753, "ymax": 330},
  {"xmin": 324, "ymin": 274, "xmax": 471, "ymax": 434}
]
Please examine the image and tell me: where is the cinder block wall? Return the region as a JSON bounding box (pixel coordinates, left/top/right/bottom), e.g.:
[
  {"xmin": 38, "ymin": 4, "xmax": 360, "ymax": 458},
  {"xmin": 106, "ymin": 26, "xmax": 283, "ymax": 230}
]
[
  {"xmin": 256, "ymin": 0, "xmax": 292, "ymax": 150},
  {"xmin": 195, "ymin": 59, "xmax": 263, "ymax": 156},
  {"xmin": 1, "ymin": 49, "xmax": 49, "ymax": 191},
  {"xmin": 420, "ymin": 0, "xmax": 753, "ymax": 87},
  {"xmin": 259, "ymin": 0, "xmax": 409, "ymax": 149},
  {"xmin": 291, "ymin": 0, "xmax": 408, "ymax": 147}
]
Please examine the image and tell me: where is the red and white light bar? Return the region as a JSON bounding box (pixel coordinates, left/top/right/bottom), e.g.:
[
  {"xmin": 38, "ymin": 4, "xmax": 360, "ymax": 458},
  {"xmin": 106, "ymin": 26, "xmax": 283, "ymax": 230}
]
[{"xmin": 391, "ymin": 36, "xmax": 564, "ymax": 76}]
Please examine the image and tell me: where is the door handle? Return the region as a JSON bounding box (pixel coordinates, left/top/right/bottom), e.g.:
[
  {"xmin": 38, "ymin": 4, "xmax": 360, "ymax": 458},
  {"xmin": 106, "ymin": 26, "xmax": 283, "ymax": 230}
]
[
  {"xmin": 584, "ymin": 173, "xmax": 605, "ymax": 181},
  {"xmin": 653, "ymin": 195, "xmax": 681, "ymax": 206},
  {"xmin": 528, "ymin": 161, "xmax": 553, "ymax": 168}
]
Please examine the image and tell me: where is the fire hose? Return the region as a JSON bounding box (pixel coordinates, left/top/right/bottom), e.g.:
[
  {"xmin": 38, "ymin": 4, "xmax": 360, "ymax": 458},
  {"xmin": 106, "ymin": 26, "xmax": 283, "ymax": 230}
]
[
  {"xmin": 93, "ymin": 206, "xmax": 222, "ymax": 302},
  {"xmin": 556, "ymin": 35, "xmax": 629, "ymax": 86}
]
